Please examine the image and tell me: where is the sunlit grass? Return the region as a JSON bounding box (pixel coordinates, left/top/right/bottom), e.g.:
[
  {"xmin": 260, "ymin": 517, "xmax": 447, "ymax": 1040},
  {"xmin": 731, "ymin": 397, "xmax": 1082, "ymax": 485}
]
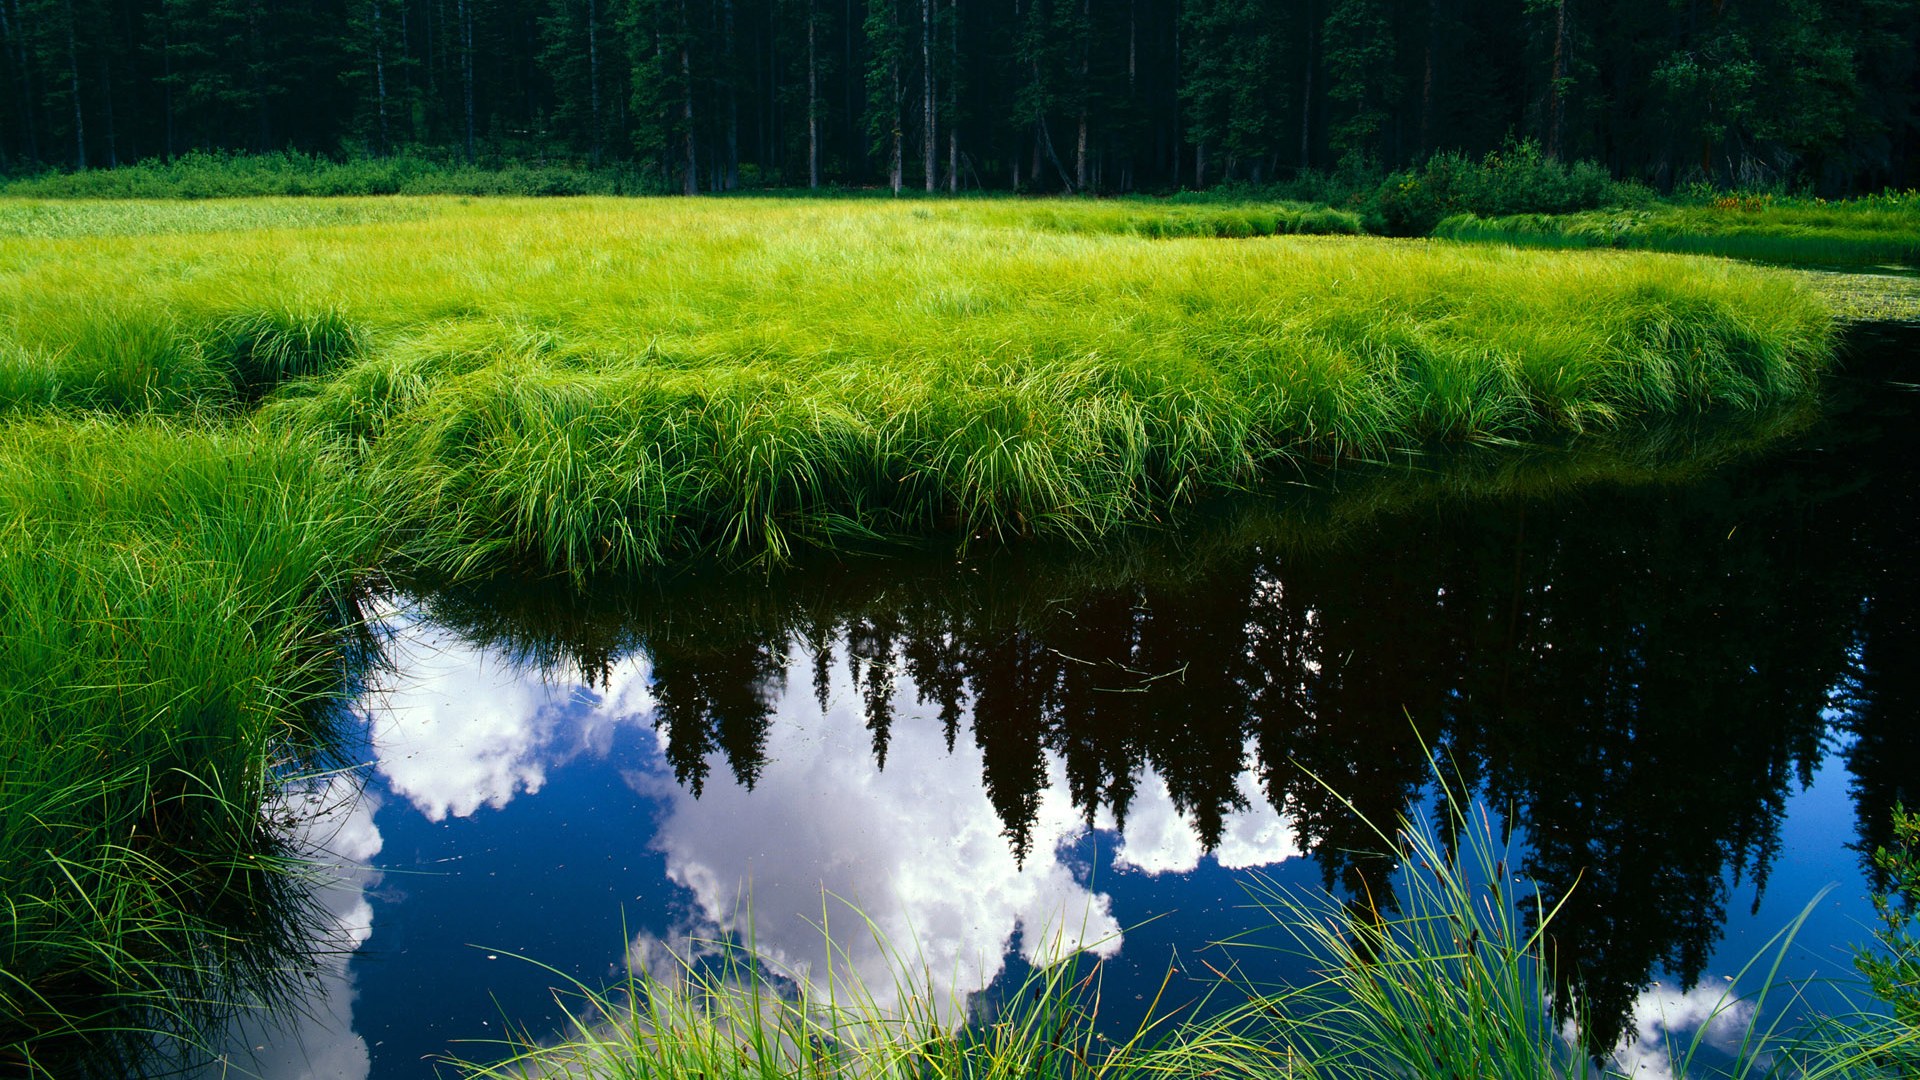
[
  {"xmin": 0, "ymin": 196, "xmax": 1825, "ymax": 572},
  {"xmin": 0, "ymin": 419, "xmax": 381, "ymax": 1072}
]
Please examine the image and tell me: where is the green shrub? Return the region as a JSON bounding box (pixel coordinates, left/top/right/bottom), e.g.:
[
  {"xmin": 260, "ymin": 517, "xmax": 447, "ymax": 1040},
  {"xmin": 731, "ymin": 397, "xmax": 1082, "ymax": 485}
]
[{"xmin": 1374, "ymin": 140, "xmax": 1641, "ymax": 236}]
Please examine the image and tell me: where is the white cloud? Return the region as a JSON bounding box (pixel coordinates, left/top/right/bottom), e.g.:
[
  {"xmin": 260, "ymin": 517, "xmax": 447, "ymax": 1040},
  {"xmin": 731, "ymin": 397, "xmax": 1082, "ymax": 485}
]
[
  {"xmin": 1571, "ymin": 980, "xmax": 1756, "ymax": 1080},
  {"xmin": 628, "ymin": 640, "xmax": 1124, "ymax": 1024},
  {"xmin": 1111, "ymin": 745, "xmax": 1301, "ymax": 875},
  {"xmin": 365, "ymin": 607, "xmax": 655, "ymax": 821},
  {"xmin": 216, "ymin": 773, "xmax": 384, "ymax": 1080}
]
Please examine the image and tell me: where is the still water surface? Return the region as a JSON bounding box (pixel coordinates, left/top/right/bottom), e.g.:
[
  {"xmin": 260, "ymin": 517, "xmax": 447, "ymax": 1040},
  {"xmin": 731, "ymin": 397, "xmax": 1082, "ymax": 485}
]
[{"xmin": 223, "ymin": 326, "xmax": 1918, "ymax": 1079}]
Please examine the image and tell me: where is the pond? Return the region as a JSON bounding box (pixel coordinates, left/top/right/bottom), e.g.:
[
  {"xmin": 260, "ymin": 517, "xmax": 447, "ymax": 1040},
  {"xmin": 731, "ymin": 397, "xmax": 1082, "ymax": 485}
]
[{"xmin": 216, "ymin": 324, "xmax": 1917, "ymax": 1079}]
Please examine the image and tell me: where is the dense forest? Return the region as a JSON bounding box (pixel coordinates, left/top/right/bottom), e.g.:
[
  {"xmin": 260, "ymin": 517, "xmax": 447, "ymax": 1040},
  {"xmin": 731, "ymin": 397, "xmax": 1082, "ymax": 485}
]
[{"xmin": 0, "ymin": 0, "xmax": 1915, "ymax": 193}]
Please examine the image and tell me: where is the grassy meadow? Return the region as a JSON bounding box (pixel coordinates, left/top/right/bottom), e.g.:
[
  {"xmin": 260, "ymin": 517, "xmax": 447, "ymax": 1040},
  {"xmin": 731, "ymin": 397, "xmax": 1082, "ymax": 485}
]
[
  {"xmin": 1434, "ymin": 192, "xmax": 1920, "ymax": 268},
  {"xmin": 0, "ymin": 193, "xmax": 1852, "ymax": 1068},
  {"xmin": 2, "ymin": 196, "xmax": 1834, "ymax": 573}
]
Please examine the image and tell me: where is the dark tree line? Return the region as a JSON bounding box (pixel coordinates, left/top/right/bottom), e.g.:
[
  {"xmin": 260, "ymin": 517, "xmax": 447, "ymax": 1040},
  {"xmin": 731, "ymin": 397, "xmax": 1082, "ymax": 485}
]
[{"xmin": 0, "ymin": 0, "xmax": 1915, "ymax": 190}]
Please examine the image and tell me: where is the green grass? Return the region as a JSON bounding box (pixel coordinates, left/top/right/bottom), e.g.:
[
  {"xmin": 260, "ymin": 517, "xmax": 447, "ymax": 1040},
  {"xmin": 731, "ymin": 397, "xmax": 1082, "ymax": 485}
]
[
  {"xmin": 0, "ymin": 419, "xmax": 381, "ymax": 1072},
  {"xmin": 0, "ymin": 196, "xmax": 1831, "ymax": 573},
  {"xmin": 1013, "ymin": 198, "xmax": 1366, "ymax": 238},
  {"xmin": 1435, "ymin": 192, "xmax": 1920, "ymax": 268}
]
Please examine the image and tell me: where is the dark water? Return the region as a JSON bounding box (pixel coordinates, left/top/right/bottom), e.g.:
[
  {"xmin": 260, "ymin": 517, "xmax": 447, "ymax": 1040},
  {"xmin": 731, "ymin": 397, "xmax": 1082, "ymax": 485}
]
[{"xmin": 215, "ymin": 325, "xmax": 1918, "ymax": 1079}]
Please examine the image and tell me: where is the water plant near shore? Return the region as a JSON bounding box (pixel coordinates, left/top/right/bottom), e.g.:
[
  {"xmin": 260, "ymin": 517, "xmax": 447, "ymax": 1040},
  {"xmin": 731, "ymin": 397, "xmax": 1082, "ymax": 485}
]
[{"xmin": 0, "ymin": 419, "xmax": 381, "ymax": 1072}]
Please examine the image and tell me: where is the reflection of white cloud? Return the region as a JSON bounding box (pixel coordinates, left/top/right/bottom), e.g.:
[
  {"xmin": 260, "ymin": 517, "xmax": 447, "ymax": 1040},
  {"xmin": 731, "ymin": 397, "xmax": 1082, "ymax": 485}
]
[
  {"xmin": 368, "ymin": 610, "xmax": 655, "ymax": 821},
  {"xmin": 1573, "ymin": 980, "xmax": 1754, "ymax": 1080},
  {"xmin": 627, "ymin": 641, "xmax": 1124, "ymax": 1022},
  {"xmin": 216, "ymin": 773, "xmax": 383, "ymax": 1080},
  {"xmin": 1111, "ymin": 746, "xmax": 1301, "ymax": 875}
]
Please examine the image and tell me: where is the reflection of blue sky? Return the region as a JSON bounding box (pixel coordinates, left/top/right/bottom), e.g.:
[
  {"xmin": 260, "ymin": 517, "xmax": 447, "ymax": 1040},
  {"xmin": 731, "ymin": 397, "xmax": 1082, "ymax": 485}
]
[
  {"xmin": 368, "ymin": 607, "xmax": 656, "ymax": 821},
  {"xmin": 331, "ymin": 606, "xmax": 1310, "ymax": 1070},
  {"xmin": 210, "ymin": 774, "xmax": 382, "ymax": 1080},
  {"xmin": 226, "ymin": 605, "xmax": 1877, "ymax": 1078}
]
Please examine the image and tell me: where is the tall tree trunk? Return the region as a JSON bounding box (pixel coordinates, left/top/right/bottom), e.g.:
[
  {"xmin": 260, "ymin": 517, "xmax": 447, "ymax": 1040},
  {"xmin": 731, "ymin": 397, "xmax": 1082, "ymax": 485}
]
[
  {"xmin": 946, "ymin": 0, "xmax": 957, "ymax": 192},
  {"xmin": 890, "ymin": 51, "xmax": 903, "ymax": 193},
  {"xmin": 921, "ymin": 0, "xmax": 933, "ymax": 190},
  {"xmin": 1298, "ymin": 0, "xmax": 1314, "ymax": 170},
  {"xmin": 680, "ymin": 1, "xmax": 697, "ymax": 195},
  {"xmin": 157, "ymin": 10, "xmax": 169, "ymax": 159},
  {"xmin": 1074, "ymin": 0, "xmax": 1088, "ymax": 190},
  {"xmin": 460, "ymin": 0, "xmax": 475, "ymax": 162},
  {"xmin": 723, "ymin": 0, "xmax": 738, "ymax": 189},
  {"xmin": 97, "ymin": 48, "xmax": 114, "ymax": 166},
  {"xmin": 399, "ymin": 1, "xmax": 412, "ymax": 142},
  {"xmin": 248, "ymin": 0, "xmax": 268, "ymax": 151},
  {"xmin": 1169, "ymin": 1, "xmax": 1179, "ymax": 185},
  {"xmin": 374, "ymin": 0, "xmax": 390, "ymax": 155},
  {"xmin": 588, "ymin": 0, "xmax": 602, "ymax": 164},
  {"xmin": 1125, "ymin": 0, "xmax": 1135, "ymax": 189},
  {"xmin": 1418, "ymin": 0, "xmax": 1435, "ymax": 156},
  {"xmin": 807, "ymin": 0, "xmax": 820, "ymax": 188},
  {"xmin": 845, "ymin": 0, "xmax": 856, "ymax": 178},
  {"xmin": 1544, "ymin": 0, "xmax": 1567, "ymax": 159},
  {"xmin": 0, "ymin": 0, "xmax": 19, "ymax": 164},
  {"xmin": 63, "ymin": 0, "xmax": 82, "ymax": 168}
]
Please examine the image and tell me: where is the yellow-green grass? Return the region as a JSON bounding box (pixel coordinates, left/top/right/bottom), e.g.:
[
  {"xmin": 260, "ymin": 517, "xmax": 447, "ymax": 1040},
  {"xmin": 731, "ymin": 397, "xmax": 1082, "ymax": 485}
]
[
  {"xmin": 0, "ymin": 196, "xmax": 1835, "ymax": 573},
  {"xmin": 0, "ymin": 419, "xmax": 380, "ymax": 1069},
  {"xmin": 1435, "ymin": 195, "xmax": 1920, "ymax": 268}
]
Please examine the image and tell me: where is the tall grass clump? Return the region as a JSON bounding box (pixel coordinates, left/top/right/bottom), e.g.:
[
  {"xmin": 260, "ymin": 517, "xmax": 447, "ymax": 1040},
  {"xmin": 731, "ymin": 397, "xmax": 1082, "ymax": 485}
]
[
  {"xmin": 1216, "ymin": 764, "xmax": 1920, "ymax": 1080},
  {"xmin": 454, "ymin": 913, "xmax": 1256, "ymax": 1080},
  {"xmin": 1435, "ymin": 191, "xmax": 1920, "ymax": 268},
  {"xmin": 0, "ymin": 419, "xmax": 381, "ymax": 1074},
  {"xmin": 1013, "ymin": 198, "xmax": 1366, "ymax": 238}
]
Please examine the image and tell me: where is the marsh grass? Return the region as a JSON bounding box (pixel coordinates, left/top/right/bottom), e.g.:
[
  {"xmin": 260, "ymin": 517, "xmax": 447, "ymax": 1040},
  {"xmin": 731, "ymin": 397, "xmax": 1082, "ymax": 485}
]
[
  {"xmin": 1012, "ymin": 199, "xmax": 1365, "ymax": 238},
  {"xmin": 0, "ymin": 419, "xmax": 382, "ymax": 1073},
  {"xmin": 0, "ymin": 195, "xmax": 1799, "ymax": 573},
  {"xmin": 1436, "ymin": 195, "xmax": 1920, "ymax": 268},
  {"xmin": 454, "ymin": 911, "xmax": 1257, "ymax": 1080}
]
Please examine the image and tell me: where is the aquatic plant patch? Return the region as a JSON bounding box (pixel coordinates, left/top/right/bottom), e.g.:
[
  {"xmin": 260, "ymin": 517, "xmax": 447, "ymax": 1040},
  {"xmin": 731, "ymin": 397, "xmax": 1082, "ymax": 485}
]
[{"xmin": 0, "ymin": 419, "xmax": 380, "ymax": 1070}]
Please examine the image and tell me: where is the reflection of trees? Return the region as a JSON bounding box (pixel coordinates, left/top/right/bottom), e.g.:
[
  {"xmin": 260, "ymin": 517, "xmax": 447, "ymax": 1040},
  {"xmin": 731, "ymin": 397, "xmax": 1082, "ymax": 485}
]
[{"xmin": 406, "ymin": 332, "xmax": 1919, "ymax": 1052}]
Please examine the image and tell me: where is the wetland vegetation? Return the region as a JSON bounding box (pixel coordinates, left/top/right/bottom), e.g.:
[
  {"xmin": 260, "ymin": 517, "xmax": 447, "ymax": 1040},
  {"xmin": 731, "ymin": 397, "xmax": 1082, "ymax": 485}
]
[{"xmin": 0, "ymin": 190, "xmax": 1903, "ymax": 1076}]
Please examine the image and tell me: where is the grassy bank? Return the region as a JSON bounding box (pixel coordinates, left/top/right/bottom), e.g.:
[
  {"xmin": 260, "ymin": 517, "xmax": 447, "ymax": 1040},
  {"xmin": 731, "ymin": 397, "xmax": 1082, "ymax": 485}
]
[
  {"xmin": 0, "ymin": 420, "xmax": 380, "ymax": 1071},
  {"xmin": 1435, "ymin": 193, "xmax": 1920, "ymax": 268},
  {"xmin": 0, "ymin": 197, "xmax": 1835, "ymax": 574}
]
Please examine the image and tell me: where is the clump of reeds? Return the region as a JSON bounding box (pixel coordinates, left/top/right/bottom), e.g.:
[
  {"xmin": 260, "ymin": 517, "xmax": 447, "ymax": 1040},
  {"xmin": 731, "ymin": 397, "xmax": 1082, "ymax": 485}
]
[
  {"xmin": 1013, "ymin": 199, "xmax": 1366, "ymax": 238},
  {"xmin": 0, "ymin": 418, "xmax": 382, "ymax": 1072},
  {"xmin": 453, "ymin": 912, "xmax": 1259, "ymax": 1080}
]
